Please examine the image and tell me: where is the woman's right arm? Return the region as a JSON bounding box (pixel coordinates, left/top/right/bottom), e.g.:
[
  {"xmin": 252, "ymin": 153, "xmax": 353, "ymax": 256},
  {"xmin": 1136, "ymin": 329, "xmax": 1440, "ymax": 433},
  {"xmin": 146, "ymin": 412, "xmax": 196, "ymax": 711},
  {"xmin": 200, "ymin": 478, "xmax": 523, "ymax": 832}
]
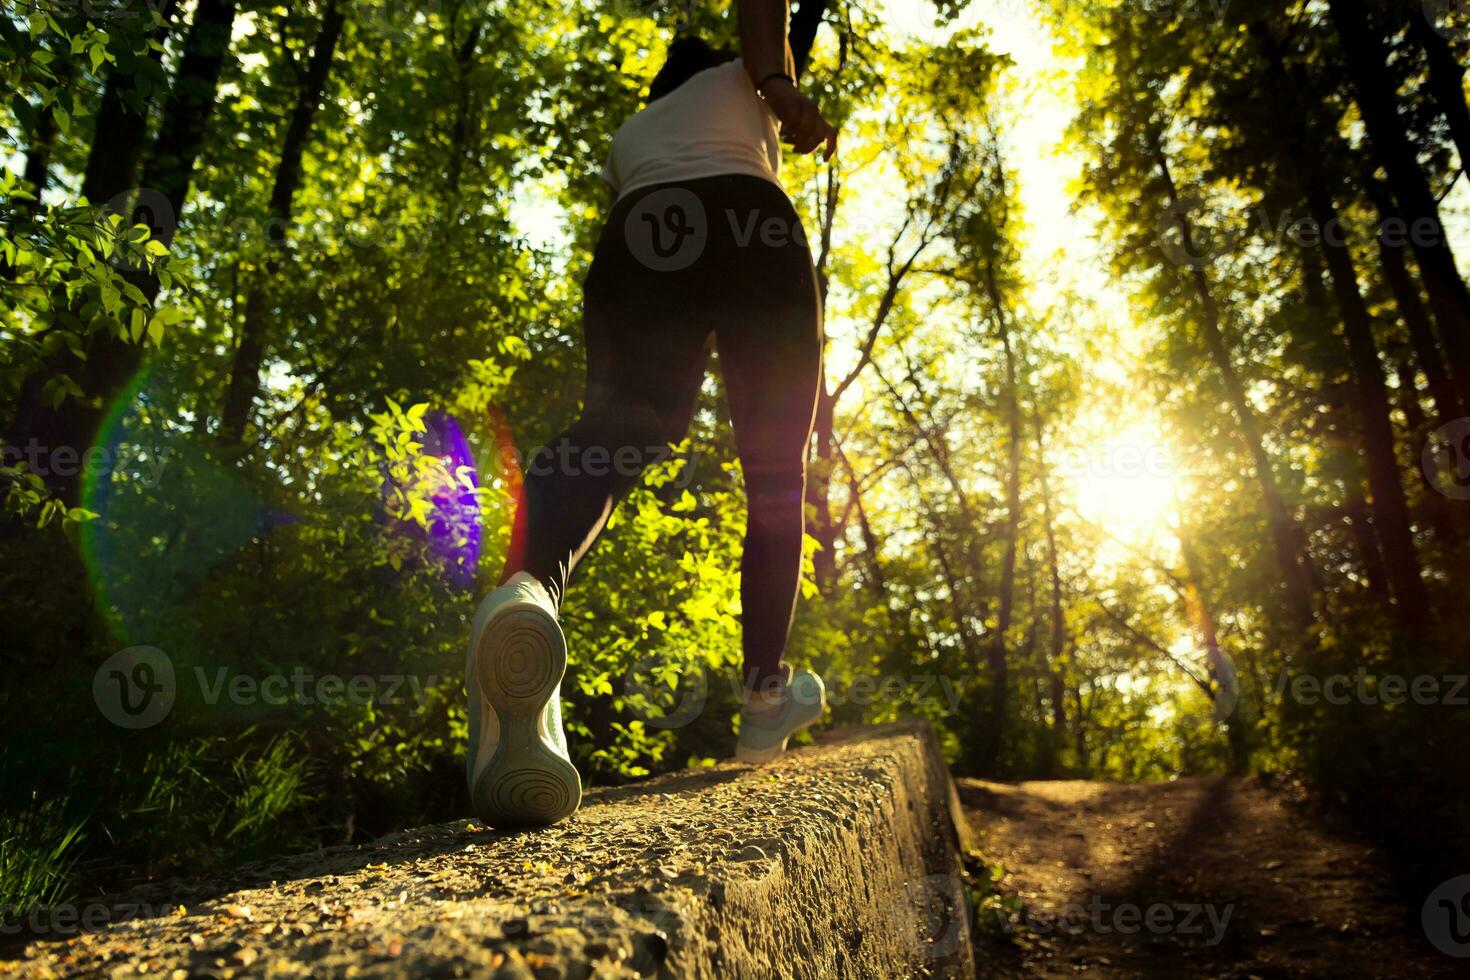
[{"xmin": 736, "ymin": 0, "xmax": 838, "ymax": 160}]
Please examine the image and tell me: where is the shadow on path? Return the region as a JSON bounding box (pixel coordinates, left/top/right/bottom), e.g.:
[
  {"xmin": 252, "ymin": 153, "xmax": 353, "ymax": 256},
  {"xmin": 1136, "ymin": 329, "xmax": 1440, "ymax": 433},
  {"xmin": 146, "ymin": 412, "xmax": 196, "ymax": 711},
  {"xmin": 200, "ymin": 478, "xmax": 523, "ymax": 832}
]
[{"xmin": 960, "ymin": 776, "xmax": 1457, "ymax": 979}]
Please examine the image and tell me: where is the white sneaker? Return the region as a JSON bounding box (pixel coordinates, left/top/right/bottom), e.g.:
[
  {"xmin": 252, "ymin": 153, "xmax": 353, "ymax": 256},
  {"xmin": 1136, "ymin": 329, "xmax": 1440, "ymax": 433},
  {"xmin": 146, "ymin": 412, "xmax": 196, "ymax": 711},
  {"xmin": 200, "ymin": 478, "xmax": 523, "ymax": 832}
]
[
  {"xmin": 735, "ymin": 665, "xmax": 826, "ymax": 765},
  {"xmin": 465, "ymin": 572, "xmax": 581, "ymax": 828}
]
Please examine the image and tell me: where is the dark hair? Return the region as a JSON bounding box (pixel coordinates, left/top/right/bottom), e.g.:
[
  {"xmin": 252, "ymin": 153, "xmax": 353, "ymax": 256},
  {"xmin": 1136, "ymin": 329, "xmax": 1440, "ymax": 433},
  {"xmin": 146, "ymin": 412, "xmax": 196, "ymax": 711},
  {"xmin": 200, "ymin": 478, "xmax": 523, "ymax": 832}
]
[{"xmin": 647, "ymin": 35, "xmax": 738, "ymax": 103}]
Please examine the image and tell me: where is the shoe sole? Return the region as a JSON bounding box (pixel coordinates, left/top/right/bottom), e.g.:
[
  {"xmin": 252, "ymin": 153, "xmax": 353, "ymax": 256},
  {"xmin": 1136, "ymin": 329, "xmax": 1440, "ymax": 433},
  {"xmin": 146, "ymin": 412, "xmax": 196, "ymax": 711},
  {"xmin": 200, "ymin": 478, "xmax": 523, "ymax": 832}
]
[{"xmin": 471, "ymin": 605, "xmax": 581, "ymax": 828}]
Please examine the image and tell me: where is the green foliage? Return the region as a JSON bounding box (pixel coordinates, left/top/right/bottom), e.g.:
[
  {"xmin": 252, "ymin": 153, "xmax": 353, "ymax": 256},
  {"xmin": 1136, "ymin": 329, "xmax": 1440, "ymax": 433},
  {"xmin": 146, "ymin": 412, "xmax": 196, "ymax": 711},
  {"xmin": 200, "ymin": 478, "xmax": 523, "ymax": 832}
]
[
  {"xmin": 0, "ymin": 797, "xmax": 85, "ymax": 916},
  {"xmin": 114, "ymin": 732, "xmax": 318, "ymax": 873}
]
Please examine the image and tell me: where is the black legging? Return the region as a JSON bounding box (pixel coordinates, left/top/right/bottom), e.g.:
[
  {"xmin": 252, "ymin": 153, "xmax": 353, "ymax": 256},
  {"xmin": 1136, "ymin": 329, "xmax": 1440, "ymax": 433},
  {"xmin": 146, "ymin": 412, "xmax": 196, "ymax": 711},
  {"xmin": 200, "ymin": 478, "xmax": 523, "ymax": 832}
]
[{"xmin": 500, "ymin": 174, "xmax": 822, "ymax": 692}]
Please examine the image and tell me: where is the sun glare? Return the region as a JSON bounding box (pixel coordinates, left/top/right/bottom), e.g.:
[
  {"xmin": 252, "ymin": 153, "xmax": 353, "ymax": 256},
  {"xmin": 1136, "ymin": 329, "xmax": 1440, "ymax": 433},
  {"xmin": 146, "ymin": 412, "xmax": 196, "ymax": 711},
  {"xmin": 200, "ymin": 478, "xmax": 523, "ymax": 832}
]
[{"xmin": 1065, "ymin": 428, "xmax": 1181, "ymax": 545}]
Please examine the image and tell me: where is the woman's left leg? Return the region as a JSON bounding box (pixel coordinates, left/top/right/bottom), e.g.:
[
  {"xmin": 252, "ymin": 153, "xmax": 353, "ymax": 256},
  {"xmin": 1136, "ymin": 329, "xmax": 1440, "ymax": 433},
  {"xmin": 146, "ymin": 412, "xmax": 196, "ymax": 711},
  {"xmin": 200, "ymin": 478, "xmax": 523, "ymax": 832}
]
[
  {"xmin": 499, "ymin": 229, "xmax": 713, "ymax": 605},
  {"xmin": 467, "ymin": 208, "xmax": 712, "ymax": 827}
]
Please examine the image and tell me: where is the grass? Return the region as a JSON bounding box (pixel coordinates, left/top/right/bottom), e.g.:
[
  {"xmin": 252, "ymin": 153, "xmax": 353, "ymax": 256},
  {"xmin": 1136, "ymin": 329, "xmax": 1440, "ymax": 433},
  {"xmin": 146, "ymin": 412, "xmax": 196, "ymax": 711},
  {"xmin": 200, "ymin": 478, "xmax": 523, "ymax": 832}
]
[{"xmin": 0, "ymin": 797, "xmax": 86, "ymax": 918}]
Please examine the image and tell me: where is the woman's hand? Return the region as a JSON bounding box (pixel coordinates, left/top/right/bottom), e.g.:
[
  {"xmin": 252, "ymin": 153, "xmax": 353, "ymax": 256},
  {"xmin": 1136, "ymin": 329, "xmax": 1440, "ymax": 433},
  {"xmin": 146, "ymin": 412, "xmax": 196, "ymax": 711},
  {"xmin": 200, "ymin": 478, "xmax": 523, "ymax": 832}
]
[
  {"xmin": 736, "ymin": 0, "xmax": 836, "ymax": 160},
  {"xmin": 761, "ymin": 78, "xmax": 838, "ymax": 160}
]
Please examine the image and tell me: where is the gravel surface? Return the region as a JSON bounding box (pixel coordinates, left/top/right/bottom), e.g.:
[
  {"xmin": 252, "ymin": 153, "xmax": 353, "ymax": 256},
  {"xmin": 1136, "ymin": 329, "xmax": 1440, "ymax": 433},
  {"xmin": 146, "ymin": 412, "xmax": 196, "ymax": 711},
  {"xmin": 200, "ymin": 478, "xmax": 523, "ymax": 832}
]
[{"xmin": 2, "ymin": 723, "xmax": 972, "ymax": 979}]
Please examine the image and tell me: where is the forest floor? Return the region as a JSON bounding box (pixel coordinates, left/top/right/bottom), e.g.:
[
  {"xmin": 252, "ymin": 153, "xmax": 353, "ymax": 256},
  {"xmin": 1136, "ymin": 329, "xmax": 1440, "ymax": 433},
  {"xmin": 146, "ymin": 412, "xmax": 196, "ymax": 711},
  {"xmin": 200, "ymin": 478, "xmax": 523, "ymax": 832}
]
[{"xmin": 961, "ymin": 775, "xmax": 1460, "ymax": 979}]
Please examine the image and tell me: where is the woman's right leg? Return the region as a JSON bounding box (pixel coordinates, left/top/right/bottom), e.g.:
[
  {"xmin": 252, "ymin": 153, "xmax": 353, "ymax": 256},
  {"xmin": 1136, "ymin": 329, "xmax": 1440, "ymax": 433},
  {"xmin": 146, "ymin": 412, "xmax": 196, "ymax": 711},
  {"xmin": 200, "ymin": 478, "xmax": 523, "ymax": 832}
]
[{"xmin": 710, "ymin": 184, "xmax": 824, "ymax": 695}]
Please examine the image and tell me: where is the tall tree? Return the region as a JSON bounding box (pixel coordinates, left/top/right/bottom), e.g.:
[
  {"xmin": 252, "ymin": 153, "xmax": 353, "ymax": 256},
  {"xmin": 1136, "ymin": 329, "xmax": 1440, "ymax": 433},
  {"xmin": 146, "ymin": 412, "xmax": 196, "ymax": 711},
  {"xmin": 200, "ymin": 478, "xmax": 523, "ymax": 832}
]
[
  {"xmin": 1325, "ymin": 0, "xmax": 1470, "ymax": 413},
  {"xmin": 80, "ymin": 0, "xmax": 179, "ymax": 205},
  {"xmin": 972, "ymin": 141, "xmax": 1025, "ymax": 774},
  {"xmin": 5, "ymin": 0, "xmax": 235, "ymax": 505},
  {"xmin": 1250, "ymin": 23, "xmax": 1428, "ymax": 616},
  {"xmin": 1366, "ymin": 180, "xmax": 1465, "ymax": 426},
  {"xmin": 1035, "ymin": 415, "xmax": 1068, "ymax": 777},
  {"xmin": 803, "ymin": 37, "xmax": 987, "ymax": 592},
  {"xmin": 1406, "ymin": 10, "xmax": 1470, "ymax": 173},
  {"xmin": 219, "ymin": 1, "xmax": 347, "ymax": 445},
  {"xmin": 1153, "ymin": 139, "xmax": 1318, "ymax": 631}
]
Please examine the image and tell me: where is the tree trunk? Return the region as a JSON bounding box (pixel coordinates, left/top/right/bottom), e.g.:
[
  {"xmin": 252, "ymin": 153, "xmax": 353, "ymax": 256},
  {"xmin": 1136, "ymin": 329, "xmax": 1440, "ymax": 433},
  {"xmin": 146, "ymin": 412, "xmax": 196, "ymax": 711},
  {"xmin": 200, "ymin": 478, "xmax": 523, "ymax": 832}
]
[
  {"xmin": 4, "ymin": 0, "xmax": 232, "ymax": 506},
  {"xmin": 977, "ymin": 271, "xmax": 1023, "ymax": 776},
  {"xmin": 803, "ymin": 165, "xmax": 840, "ymax": 594},
  {"xmin": 1366, "ymin": 180, "xmax": 1468, "ymax": 423},
  {"xmin": 1251, "ymin": 24, "xmax": 1426, "ymax": 619},
  {"xmin": 1153, "ymin": 144, "xmax": 1317, "ymax": 630},
  {"xmin": 838, "ymin": 446, "xmax": 888, "ymax": 598},
  {"xmin": 1306, "ymin": 186, "xmax": 1430, "ymax": 616},
  {"xmin": 805, "ymin": 175, "xmax": 931, "ymax": 594},
  {"xmin": 1297, "ymin": 251, "xmax": 1400, "ymax": 593},
  {"xmin": 1408, "ymin": 11, "xmax": 1470, "ymax": 174},
  {"xmin": 1036, "ymin": 416, "xmax": 1067, "ymax": 777},
  {"xmin": 1327, "ymin": 0, "xmax": 1470, "ymax": 413},
  {"xmin": 1252, "ymin": 16, "xmax": 1430, "ymax": 614},
  {"xmin": 138, "ymin": 0, "xmax": 235, "ymax": 230},
  {"xmin": 788, "ymin": 0, "xmax": 830, "ymax": 78},
  {"xmin": 806, "ymin": 386, "xmax": 838, "ymax": 591},
  {"xmin": 219, "ymin": 1, "xmax": 346, "ymax": 445},
  {"xmin": 80, "ymin": 0, "xmax": 179, "ymax": 205}
]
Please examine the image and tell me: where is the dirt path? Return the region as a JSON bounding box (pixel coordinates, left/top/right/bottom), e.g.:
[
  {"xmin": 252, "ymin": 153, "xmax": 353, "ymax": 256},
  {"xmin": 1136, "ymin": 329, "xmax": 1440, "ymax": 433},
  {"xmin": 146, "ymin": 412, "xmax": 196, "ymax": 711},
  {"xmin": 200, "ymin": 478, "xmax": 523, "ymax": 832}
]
[{"xmin": 960, "ymin": 776, "xmax": 1460, "ymax": 979}]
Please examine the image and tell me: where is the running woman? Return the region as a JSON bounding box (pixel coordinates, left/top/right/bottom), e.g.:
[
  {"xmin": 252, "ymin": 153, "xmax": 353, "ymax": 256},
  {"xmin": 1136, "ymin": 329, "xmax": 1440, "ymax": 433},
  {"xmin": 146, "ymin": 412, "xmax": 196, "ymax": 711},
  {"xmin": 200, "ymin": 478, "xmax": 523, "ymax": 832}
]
[{"xmin": 465, "ymin": 0, "xmax": 838, "ymax": 828}]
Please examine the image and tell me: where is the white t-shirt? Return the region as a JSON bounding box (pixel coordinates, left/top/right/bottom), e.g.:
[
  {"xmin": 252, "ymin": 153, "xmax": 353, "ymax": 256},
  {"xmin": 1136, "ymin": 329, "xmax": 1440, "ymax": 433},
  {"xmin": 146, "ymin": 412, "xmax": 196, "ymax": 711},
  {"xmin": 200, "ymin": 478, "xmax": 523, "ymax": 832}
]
[{"xmin": 600, "ymin": 59, "xmax": 783, "ymax": 199}]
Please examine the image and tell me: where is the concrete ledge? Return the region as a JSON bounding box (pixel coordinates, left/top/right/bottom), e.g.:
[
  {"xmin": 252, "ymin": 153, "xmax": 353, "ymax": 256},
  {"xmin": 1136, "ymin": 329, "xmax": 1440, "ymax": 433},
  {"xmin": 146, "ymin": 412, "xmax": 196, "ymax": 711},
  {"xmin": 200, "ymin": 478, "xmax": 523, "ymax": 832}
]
[{"xmin": 4, "ymin": 723, "xmax": 974, "ymax": 979}]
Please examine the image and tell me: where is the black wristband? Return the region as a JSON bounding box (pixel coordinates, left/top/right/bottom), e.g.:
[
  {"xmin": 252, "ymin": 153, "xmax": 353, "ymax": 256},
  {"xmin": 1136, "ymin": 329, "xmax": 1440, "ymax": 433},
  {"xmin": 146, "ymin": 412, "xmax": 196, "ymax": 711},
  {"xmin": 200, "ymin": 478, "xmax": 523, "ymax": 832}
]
[{"xmin": 756, "ymin": 72, "xmax": 796, "ymax": 96}]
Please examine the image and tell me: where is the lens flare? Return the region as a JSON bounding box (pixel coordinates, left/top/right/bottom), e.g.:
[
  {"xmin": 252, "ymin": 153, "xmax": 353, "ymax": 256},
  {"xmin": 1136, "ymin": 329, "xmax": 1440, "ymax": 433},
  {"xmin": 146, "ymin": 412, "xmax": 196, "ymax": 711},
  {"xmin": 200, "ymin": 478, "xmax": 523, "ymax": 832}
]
[
  {"xmin": 79, "ymin": 363, "xmax": 273, "ymax": 645},
  {"xmin": 418, "ymin": 411, "xmax": 483, "ymax": 586}
]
